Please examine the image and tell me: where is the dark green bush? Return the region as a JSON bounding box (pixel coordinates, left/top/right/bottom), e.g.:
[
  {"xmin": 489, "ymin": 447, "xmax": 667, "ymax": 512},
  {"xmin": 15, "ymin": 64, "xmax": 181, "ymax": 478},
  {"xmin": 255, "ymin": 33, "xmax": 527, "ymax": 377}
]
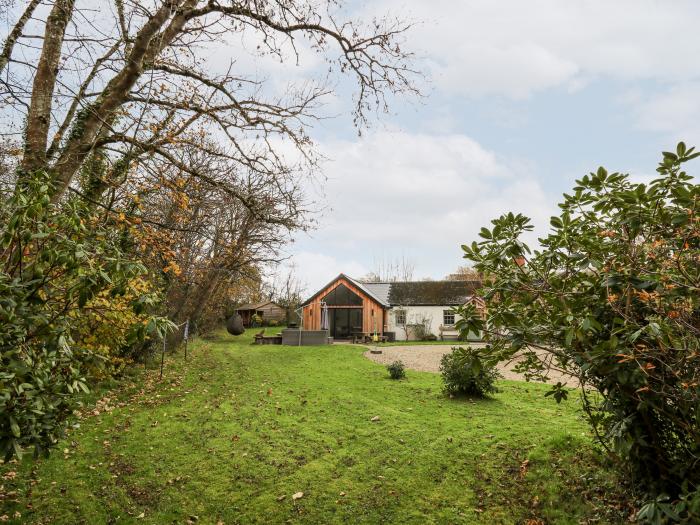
[
  {"xmin": 0, "ymin": 174, "xmax": 171, "ymax": 460},
  {"xmin": 440, "ymin": 347, "xmax": 500, "ymax": 397},
  {"xmin": 386, "ymin": 360, "xmax": 406, "ymax": 380},
  {"xmin": 457, "ymin": 144, "xmax": 700, "ymax": 512}
]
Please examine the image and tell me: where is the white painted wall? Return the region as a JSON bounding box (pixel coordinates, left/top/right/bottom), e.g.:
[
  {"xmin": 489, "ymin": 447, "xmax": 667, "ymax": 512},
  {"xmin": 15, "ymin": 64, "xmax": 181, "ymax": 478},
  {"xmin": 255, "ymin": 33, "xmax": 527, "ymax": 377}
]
[{"xmin": 386, "ymin": 306, "xmax": 459, "ymax": 341}]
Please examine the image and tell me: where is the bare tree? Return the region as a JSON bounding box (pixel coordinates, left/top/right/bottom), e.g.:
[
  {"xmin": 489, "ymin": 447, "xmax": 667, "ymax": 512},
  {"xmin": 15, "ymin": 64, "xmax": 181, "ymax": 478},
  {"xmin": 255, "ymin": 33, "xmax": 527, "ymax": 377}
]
[
  {"xmin": 1, "ymin": 0, "xmax": 419, "ymax": 206},
  {"xmin": 125, "ymin": 140, "xmax": 308, "ymax": 336},
  {"xmin": 263, "ymin": 263, "xmax": 307, "ymax": 324},
  {"xmin": 1, "ymin": 0, "xmax": 419, "ymax": 341},
  {"xmin": 360, "ymin": 255, "xmax": 415, "ymax": 282},
  {"xmin": 445, "ymin": 265, "xmax": 482, "ymax": 281}
]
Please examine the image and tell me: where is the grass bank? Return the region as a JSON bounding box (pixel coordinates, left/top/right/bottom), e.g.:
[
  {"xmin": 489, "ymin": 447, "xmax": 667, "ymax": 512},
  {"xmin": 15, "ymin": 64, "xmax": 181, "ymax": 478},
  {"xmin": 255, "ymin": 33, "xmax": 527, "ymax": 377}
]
[{"xmin": 0, "ymin": 330, "xmax": 625, "ymax": 524}]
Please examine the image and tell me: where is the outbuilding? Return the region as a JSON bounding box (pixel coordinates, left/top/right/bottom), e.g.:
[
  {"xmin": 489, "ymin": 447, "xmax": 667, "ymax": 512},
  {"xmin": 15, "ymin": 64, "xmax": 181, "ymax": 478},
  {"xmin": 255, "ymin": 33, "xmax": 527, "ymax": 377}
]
[{"xmin": 237, "ymin": 300, "xmax": 286, "ymax": 327}]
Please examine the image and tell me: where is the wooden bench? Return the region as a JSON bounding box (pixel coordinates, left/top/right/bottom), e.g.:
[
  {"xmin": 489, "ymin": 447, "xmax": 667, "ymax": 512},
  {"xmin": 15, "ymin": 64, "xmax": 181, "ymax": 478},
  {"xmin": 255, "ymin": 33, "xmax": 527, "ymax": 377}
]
[
  {"xmin": 253, "ymin": 329, "xmax": 265, "ymax": 343},
  {"xmin": 258, "ymin": 335, "xmax": 282, "ymax": 345},
  {"xmin": 253, "ymin": 329, "xmax": 282, "ymax": 345},
  {"xmin": 439, "ymin": 325, "xmax": 460, "ymax": 341}
]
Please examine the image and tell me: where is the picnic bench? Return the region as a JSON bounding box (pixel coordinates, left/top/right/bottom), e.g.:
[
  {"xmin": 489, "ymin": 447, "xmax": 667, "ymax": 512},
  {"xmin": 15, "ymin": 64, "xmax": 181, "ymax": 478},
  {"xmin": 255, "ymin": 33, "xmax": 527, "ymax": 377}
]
[
  {"xmin": 253, "ymin": 329, "xmax": 282, "ymax": 345},
  {"xmin": 351, "ymin": 332, "xmax": 388, "ymax": 344}
]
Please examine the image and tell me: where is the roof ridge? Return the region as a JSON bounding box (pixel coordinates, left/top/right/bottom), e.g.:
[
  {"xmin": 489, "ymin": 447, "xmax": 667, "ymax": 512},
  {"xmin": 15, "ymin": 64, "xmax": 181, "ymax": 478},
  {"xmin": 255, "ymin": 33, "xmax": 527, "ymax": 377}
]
[
  {"xmin": 358, "ymin": 279, "xmax": 482, "ymax": 285},
  {"xmin": 345, "ymin": 275, "xmax": 390, "ymax": 307}
]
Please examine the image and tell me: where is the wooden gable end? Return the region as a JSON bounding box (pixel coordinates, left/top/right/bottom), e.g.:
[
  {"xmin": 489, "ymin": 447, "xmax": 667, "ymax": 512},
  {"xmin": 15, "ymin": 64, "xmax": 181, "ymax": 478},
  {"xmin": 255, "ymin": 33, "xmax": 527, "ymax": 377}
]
[{"xmin": 302, "ymin": 276, "xmax": 386, "ymax": 334}]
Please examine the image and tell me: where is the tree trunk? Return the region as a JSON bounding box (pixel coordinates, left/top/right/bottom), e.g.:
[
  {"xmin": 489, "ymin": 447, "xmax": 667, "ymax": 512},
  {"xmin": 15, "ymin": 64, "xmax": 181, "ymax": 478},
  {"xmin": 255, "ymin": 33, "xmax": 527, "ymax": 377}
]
[
  {"xmin": 0, "ymin": 0, "xmax": 42, "ymax": 75},
  {"xmin": 49, "ymin": 0, "xmax": 197, "ymax": 203},
  {"xmin": 21, "ymin": 0, "xmax": 75, "ymax": 175}
]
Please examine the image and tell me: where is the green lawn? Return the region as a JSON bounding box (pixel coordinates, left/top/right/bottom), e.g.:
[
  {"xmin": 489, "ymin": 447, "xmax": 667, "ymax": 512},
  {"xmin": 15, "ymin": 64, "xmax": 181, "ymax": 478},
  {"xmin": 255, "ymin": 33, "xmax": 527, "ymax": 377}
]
[{"xmin": 0, "ymin": 330, "xmax": 624, "ymax": 524}]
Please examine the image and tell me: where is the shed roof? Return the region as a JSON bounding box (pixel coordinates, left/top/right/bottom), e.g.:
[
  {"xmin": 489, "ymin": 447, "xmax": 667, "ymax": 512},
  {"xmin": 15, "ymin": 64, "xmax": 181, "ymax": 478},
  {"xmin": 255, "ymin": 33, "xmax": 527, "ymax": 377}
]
[{"xmin": 237, "ymin": 300, "xmax": 281, "ymax": 311}]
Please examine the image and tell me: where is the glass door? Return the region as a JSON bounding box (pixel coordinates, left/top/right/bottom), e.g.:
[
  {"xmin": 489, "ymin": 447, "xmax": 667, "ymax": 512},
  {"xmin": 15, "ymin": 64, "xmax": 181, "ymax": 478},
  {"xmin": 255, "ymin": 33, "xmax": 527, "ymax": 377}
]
[{"xmin": 330, "ymin": 308, "xmax": 363, "ymax": 339}]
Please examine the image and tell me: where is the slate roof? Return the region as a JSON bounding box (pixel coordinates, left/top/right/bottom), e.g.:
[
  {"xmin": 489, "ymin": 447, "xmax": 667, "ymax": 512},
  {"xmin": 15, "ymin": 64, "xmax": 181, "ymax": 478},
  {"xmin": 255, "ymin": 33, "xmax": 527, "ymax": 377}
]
[
  {"xmin": 361, "ymin": 282, "xmax": 392, "ymax": 305},
  {"xmin": 387, "ymin": 280, "xmax": 481, "ymax": 306}
]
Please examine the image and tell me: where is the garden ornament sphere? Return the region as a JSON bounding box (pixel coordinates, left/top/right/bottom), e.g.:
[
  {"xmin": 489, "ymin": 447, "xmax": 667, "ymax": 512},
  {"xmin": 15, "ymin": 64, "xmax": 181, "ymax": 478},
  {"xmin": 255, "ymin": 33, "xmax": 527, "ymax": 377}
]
[{"xmin": 226, "ymin": 313, "xmax": 245, "ymax": 336}]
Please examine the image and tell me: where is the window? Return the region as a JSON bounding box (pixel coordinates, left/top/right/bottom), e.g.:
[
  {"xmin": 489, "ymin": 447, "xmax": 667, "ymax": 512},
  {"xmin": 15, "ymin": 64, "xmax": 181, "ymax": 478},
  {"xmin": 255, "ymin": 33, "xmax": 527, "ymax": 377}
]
[
  {"xmin": 443, "ymin": 310, "xmax": 455, "ymax": 326},
  {"xmin": 321, "ymin": 283, "xmax": 363, "ymax": 306},
  {"xmin": 395, "ymin": 309, "xmax": 407, "ymax": 325}
]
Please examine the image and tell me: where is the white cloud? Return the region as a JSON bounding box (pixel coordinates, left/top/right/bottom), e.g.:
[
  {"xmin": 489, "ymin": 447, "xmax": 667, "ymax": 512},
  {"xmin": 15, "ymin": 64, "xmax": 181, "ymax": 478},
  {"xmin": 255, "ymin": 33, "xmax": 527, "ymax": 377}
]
[
  {"xmin": 633, "ymin": 82, "xmax": 700, "ymax": 144},
  {"xmin": 287, "ymin": 251, "xmax": 368, "ymax": 293},
  {"xmin": 366, "ymin": 0, "xmax": 700, "ymax": 99},
  {"xmin": 291, "ymin": 130, "xmax": 555, "ymax": 286}
]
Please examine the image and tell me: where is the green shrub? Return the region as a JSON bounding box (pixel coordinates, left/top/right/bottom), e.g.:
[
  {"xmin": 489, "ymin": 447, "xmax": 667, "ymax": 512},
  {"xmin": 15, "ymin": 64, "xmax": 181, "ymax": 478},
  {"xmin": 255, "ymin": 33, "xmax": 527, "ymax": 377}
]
[
  {"xmin": 251, "ymin": 314, "xmax": 263, "ymax": 326},
  {"xmin": 422, "ymin": 333, "xmax": 437, "ymax": 341},
  {"xmin": 0, "ymin": 174, "xmax": 171, "ymax": 460},
  {"xmin": 440, "ymin": 347, "xmax": 500, "ymax": 397},
  {"xmin": 268, "ymin": 319, "xmax": 279, "ymax": 327},
  {"xmin": 386, "ymin": 360, "xmax": 406, "ymax": 380},
  {"xmin": 457, "ymin": 143, "xmax": 700, "ymax": 504}
]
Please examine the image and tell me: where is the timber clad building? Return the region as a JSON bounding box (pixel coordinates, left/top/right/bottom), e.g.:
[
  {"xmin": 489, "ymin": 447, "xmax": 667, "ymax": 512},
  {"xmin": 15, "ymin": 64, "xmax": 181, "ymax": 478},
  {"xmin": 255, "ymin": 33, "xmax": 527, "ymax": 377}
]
[
  {"xmin": 301, "ymin": 274, "xmax": 484, "ymax": 341},
  {"xmin": 237, "ymin": 301, "xmax": 286, "ymax": 327}
]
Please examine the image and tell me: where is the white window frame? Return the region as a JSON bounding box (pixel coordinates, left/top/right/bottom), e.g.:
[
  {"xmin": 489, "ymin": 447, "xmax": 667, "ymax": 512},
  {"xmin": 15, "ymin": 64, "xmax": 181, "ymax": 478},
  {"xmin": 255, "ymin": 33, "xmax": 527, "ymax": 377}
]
[
  {"xmin": 395, "ymin": 309, "xmax": 407, "ymax": 326},
  {"xmin": 443, "ymin": 310, "xmax": 455, "ymax": 326}
]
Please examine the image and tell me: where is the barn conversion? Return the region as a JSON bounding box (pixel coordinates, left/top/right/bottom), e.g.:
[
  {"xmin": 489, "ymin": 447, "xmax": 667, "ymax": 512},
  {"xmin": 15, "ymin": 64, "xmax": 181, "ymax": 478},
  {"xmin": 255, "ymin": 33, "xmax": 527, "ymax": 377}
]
[{"xmin": 301, "ymin": 274, "xmax": 484, "ymax": 341}]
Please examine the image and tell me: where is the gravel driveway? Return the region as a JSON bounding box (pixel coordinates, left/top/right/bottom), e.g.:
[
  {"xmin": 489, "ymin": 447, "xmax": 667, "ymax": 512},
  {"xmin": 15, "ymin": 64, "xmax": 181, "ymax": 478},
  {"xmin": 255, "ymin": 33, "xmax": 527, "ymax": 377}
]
[{"xmin": 363, "ymin": 344, "xmax": 578, "ymax": 386}]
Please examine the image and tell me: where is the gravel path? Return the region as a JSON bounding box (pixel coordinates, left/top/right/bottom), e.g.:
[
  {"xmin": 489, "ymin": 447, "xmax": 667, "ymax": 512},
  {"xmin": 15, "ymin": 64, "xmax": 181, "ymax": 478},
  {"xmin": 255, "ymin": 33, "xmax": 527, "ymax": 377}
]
[{"xmin": 362, "ymin": 344, "xmax": 578, "ymax": 386}]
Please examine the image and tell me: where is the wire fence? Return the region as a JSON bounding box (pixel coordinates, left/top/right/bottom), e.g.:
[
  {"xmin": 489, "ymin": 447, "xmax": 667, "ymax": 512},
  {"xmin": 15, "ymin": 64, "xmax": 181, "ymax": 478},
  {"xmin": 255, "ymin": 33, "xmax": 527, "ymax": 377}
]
[{"xmin": 143, "ymin": 319, "xmax": 191, "ymax": 379}]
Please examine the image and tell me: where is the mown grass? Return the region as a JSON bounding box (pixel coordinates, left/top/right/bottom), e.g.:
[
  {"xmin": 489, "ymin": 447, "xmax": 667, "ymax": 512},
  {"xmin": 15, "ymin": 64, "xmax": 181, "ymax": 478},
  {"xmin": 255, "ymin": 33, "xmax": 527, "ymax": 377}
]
[{"xmin": 0, "ymin": 329, "xmax": 625, "ymax": 524}]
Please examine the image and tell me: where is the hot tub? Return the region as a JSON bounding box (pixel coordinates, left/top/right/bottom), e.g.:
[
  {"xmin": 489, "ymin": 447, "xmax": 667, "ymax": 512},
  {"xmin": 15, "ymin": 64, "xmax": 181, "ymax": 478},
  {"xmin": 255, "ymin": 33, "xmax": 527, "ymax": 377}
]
[{"xmin": 281, "ymin": 328, "xmax": 331, "ymax": 346}]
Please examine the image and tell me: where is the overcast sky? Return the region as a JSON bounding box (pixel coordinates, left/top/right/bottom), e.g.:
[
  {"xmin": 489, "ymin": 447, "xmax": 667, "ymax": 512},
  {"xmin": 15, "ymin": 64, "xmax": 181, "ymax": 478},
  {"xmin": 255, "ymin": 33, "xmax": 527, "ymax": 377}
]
[
  {"xmin": 269, "ymin": 0, "xmax": 700, "ymax": 293},
  {"xmin": 5, "ymin": 0, "xmax": 698, "ymax": 294}
]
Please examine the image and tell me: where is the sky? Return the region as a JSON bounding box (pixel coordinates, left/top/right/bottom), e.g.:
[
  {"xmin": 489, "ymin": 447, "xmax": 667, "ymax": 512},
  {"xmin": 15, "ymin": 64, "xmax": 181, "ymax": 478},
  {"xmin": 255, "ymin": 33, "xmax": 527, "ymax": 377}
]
[
  {"xmin": 4, "ymin": 0, "xmax": 699, "ymax": 295},
  {"xmin": 269, "ymin": 0, "xmax": 700, "ymax": 293}
]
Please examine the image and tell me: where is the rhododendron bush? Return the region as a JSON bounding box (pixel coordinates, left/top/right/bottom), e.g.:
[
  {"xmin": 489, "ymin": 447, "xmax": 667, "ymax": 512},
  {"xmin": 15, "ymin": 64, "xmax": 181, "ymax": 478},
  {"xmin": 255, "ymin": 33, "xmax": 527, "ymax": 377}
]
[{"xmin": 457, "ymin": 144, "xmax": 700, "ymax": 519}]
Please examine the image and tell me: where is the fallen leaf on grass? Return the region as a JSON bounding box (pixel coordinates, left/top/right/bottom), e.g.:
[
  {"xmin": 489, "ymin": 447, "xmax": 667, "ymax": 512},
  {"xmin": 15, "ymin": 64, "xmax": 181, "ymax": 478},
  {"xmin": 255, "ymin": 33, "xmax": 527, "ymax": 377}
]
[
  {"xmin": 370, "ymin": 416, "xmax": 380, "ymax": 422},
  {"xmin": 292, "ymin": 492, "xmax": 304, "ymax": 500},
  {"xmin": 519, "ymin": 459, "xmax": 530, "ymax": 479},
  {"xmin": 276, "ymin": 495, "xmax": 286, "ymax": 501}
]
